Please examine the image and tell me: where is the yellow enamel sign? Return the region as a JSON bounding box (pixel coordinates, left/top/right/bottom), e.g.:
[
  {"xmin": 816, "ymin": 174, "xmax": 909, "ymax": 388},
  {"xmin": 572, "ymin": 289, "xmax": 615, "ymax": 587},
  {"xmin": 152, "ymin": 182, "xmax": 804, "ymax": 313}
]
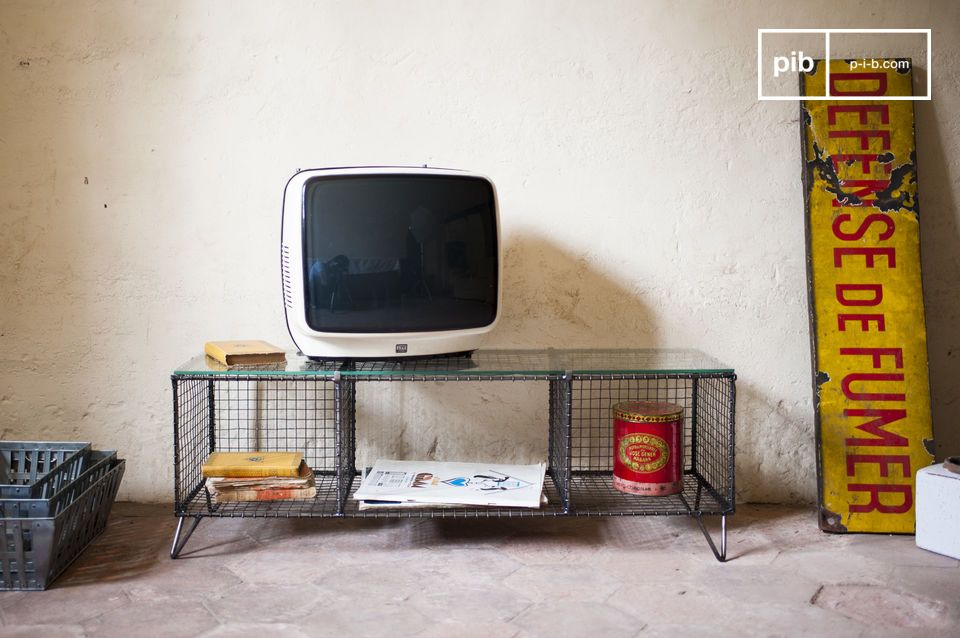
[{"xmin": 800, "ymin": 60, "xmax": 934, "ymax": 533}]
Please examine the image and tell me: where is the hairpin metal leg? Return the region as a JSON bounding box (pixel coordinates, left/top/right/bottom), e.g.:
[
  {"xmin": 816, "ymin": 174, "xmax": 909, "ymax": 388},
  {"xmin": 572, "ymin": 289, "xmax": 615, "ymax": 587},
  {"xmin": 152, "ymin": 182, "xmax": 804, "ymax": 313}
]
[
  {"xmin": 694, "ymin": 513, "xmax": 727, "ymax": 562},
  {"xmin": 170, "ymin": 515, "xmax": 202, "ymax": 559}
]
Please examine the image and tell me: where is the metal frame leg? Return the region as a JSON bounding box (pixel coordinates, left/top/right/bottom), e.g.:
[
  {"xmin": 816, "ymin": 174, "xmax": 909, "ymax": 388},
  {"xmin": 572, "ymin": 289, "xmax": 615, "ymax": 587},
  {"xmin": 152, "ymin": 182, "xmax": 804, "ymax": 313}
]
[
  {"xmin": 693, "ymin": 513, "xmax": 727, "ymax": 562},
  {"xmin": 170, "ymin": 515, "xmax": 203, "ymax": 559}
]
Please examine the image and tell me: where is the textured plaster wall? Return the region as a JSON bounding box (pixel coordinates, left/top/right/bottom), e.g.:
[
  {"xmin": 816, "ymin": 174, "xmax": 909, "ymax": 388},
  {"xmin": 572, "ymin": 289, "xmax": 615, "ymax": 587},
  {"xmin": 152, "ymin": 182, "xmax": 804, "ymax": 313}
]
[{"xmin": 1, "ymin": 0, "xmax": 958, "ymax": 503}]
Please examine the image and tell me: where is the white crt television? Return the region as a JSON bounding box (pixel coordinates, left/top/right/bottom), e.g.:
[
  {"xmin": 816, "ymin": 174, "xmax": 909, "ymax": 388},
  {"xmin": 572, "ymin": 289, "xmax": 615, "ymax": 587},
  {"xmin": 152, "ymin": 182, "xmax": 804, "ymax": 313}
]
[{"xmin": 281, "ymin": 166, "xmax": 501, "ymax": 359}]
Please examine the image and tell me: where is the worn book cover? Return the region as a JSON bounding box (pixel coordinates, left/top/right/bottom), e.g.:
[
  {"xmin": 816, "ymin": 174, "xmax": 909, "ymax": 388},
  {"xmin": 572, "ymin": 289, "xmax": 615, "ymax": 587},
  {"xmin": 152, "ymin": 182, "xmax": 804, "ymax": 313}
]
[
  {"xmin": 209, "ymin": 485, "xmax": 317, "ymax": 503},
  {"xmin": 202, "ymin": 451, "xmax": 304, "ymax": 478},
  {"xmin": 204, "ymin": 340, "xmax": 286, "ymax": 366},
  {"xmin": 206, "ymin": 462, "xmax": 315, "ymax": 502},
  {"xmin": 206, "ymin": 461, "xmax": 313, "ymax": 487}
]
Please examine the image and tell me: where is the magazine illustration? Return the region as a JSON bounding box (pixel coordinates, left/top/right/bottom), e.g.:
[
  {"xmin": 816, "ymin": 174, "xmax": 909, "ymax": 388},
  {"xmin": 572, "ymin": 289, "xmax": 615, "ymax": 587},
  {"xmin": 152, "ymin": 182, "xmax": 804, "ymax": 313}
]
[{"xmin": 352, "ymin": 459, "xmax": 547, "ymax": 508}]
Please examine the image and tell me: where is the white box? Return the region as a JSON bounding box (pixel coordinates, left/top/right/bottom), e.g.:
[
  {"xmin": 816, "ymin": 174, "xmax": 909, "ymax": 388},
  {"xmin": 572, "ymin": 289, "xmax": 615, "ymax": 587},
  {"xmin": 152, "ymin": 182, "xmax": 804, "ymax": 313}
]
[{"xmin": 916, "ymin": 463, "xmax": 960, "ymax": 560}]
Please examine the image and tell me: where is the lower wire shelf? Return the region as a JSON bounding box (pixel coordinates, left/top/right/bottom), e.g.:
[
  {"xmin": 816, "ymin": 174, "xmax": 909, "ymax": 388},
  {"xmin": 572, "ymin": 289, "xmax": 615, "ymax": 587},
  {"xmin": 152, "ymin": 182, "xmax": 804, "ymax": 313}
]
[
  {"xmin": 172, "ymin": 469, "xmax": 731, "ymax": 561},
  {"xmin": 178, "ymin": 470, "xmax": 731, "ymax": 519}
]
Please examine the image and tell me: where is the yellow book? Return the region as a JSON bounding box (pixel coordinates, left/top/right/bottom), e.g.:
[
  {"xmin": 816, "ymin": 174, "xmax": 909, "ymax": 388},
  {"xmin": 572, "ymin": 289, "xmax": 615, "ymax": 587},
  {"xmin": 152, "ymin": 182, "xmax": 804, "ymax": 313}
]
[
  {"xmin": 210, "ymin": 485, "xmax": 317, "ymax": 503},
  {"xmin": 204, "ymin": 340, "xmax": 286, "ymax": 366},
  {"xmin": 202, "ymin": 451, "xmax": 304, "ymax": 478}
]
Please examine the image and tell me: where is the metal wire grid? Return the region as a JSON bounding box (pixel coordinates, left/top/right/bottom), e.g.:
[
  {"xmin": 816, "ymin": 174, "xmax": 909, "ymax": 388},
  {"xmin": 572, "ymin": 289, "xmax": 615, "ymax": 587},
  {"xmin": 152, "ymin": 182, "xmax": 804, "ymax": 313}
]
[
  {"xmin": 179, "ymin": 474, "xmax": 724, "ymax": 519},
  {"xmin": 214, "ymin": 379, "xmax": 337, "ymax": 471},
  {"xmin": 183, "ymin": 474, "xmax": 340, "ymax": 518},
  {"xmin": 172, "ymin": 375, "xmax": 339, "ymax": 514},
  {"xmin": 570, "ymin": 375, "xmax": 695, "ymax": 473},
  {"xmin": 334, "ymin": 376, "xmax": 356, "ymax": 513},
  {"xmin": 567, "ymin": 473, "xmax": 722, "ymax": 516},
  {"xmin": 568, "ymin": 374, "xmax": 735, "ymax": 516},
  {"xmin": 181, "ymin": 473, "xmax": 570, "ymax": 518},
  {"xmin": 691, "ymin": 376, "xmax": 736, "ymax": 511},
  {"xmin": 346, "ymin": 376, "xmax": 558, "ymax": 516},
  {"xmin": 174, "ymin": 370, "xmax": 734, "ymax": 518},
  {"xmin": 548, "ymin": 377, "xmax": 572, "ymax": 510},
  {"xmin": 172, "ymin": 378, "xmax": 211, "ymax": 510}
]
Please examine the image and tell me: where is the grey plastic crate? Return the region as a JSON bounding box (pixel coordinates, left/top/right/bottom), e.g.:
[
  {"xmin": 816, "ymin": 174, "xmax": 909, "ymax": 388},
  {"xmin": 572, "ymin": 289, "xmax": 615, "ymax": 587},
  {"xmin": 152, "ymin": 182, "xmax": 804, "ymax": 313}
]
[
  {"xmin": 0, "ymin": 442, "xmax": 92, "ymax": 499},
  {"xmin": 0, "ymin": 459, "xmax": 125, "ymax": 590},
  {"xmin": 1, "ymin": 451, "xmax": 118, "ymax": 518}
]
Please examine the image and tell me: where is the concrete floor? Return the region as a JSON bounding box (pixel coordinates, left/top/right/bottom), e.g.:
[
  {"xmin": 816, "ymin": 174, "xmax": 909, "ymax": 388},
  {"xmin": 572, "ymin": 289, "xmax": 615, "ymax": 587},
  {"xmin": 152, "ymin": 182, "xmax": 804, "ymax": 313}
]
[{"xmin": 1, "ymin": 504, "xmax": 957, "ymax": 637}]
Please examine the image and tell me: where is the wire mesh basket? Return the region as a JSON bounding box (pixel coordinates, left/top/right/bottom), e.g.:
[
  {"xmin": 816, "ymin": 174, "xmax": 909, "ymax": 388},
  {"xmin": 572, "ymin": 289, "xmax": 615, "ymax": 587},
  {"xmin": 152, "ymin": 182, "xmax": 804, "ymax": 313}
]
[
  {"xmin": 0, "ymin": 458, "xmax": 125, "ymax": 590},
  {"xmin": 0, "ymin": 442, "xmax": 92, "ymax": 499}
]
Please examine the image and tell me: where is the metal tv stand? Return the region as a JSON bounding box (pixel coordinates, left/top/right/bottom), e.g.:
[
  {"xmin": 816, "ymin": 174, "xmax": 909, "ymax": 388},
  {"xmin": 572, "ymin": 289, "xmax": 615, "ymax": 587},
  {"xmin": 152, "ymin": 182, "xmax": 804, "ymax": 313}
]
[{"xmin": 170, "ymin": 349, "xmax": 736, "ymax": 561}]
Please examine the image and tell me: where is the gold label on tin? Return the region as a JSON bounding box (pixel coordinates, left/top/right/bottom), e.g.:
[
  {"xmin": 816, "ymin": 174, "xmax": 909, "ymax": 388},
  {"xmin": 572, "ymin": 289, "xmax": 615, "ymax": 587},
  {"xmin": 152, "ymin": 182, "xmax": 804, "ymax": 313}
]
[{"xmin": 618, "ymin": 433, "xmax": 669, "ymax": 473}]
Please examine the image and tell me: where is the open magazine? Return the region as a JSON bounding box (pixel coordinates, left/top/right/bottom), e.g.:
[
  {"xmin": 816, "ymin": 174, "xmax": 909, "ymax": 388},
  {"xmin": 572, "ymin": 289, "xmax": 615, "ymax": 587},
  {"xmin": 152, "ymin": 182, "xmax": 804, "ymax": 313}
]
[{"xmin": 353, "ymin": 459, "xmax": 547, "ymax": 509}]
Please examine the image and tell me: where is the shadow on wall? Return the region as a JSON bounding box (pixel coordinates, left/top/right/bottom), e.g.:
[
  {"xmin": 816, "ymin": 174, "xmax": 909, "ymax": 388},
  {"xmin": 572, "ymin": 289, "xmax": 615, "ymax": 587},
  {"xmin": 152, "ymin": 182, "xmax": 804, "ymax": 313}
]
[
  {"xmin": 735, "ymin": 381, "xmax": 817, "ymax": 504},
  {"xmin": 356, "ymin": 234, "xmax": 661, "ymax": 466},
  {"xmin": 914, "ymin": 95, "xmax": 960, "ymax": 461},
  {"xmin": 495, "ymin": 234, "xmax": 659, "ymax": 348},
  {"xmin": 499, "ymin": 235, "xmax": 818, "ymax": 504}
]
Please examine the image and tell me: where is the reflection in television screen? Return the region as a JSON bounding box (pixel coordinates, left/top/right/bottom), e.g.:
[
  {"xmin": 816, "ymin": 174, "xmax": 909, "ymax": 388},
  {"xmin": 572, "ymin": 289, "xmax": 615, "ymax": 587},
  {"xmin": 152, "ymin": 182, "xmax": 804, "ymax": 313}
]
[{"xmin": 303, "ymin": 175, "xmax": 498, "ymax": 334}]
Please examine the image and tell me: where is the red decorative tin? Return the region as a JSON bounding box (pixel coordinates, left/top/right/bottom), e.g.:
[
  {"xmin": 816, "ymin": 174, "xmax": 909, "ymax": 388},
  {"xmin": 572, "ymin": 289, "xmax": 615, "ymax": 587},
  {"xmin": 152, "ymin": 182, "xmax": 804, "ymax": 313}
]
[{"xmin": 612, "ymin": 401, "xmax": 684, "ymax": 496}]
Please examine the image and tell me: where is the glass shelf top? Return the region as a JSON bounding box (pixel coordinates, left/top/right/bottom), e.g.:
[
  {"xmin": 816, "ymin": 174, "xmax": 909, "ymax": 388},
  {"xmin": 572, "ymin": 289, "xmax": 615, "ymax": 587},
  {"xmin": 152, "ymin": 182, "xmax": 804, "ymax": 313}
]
[{"xmin": 174, "ymin": 348, "xmax": 733, "ymax": 377}]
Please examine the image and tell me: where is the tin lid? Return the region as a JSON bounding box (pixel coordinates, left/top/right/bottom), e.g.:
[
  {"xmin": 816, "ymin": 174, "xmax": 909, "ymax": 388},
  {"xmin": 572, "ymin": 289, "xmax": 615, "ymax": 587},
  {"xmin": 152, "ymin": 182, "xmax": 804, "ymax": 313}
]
[{"xmin": 612, "ymin": 401, "xmax": 684, "ymax": 423}]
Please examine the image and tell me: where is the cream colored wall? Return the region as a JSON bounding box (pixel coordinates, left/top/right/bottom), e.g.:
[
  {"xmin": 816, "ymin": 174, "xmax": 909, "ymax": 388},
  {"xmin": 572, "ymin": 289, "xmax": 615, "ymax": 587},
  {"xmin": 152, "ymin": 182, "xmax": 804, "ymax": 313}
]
[{"xmin": 1, "ymin": 0, "xmax": 958, "ymax": 503}]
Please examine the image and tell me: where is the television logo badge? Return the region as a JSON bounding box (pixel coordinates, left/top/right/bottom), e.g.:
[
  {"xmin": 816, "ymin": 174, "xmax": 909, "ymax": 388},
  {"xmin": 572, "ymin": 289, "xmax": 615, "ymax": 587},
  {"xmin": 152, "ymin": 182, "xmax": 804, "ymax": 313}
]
[{"xmin": 395, "ymin": 344, "xmax": 408, "ymax": 353}]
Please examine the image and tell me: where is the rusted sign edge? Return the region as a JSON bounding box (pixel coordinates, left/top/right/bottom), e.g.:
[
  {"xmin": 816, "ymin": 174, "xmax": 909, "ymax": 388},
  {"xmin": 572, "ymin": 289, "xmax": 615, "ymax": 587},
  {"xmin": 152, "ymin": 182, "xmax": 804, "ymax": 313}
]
[{"xmin": 799, "ymin": 62, "xmax": 845, "ymax": 532}]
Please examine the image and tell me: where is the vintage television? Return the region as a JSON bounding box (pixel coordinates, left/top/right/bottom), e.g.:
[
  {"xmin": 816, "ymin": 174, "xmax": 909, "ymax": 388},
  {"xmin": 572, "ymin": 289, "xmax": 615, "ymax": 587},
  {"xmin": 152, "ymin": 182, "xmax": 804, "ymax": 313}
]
[{"xmin": 281, "ymin": 166, "xmax": 501, "ymax": 359}]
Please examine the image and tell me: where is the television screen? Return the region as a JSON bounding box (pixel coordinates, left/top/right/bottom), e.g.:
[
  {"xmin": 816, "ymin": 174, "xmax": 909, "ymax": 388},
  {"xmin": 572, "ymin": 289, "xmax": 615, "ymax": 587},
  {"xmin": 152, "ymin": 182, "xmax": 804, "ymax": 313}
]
[{"xmin": 302, "ymin": 174, "xmax": 498, "ymax": 333}]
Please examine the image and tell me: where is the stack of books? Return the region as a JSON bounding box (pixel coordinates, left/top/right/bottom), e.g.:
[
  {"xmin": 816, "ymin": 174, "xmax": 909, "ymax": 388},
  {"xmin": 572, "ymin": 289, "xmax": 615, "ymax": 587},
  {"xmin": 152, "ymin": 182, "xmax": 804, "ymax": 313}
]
[{"xmin": 202, "ymin": 451, "xmax": 316, "ymax": 503}]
